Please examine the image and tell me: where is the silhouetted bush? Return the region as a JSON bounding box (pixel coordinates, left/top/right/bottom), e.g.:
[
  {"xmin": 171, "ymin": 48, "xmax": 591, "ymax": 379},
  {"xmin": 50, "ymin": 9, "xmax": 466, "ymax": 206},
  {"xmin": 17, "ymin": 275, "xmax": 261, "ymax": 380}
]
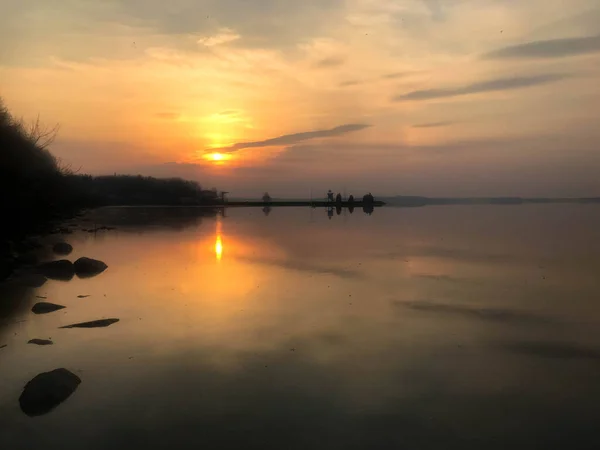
[{"xmin": 0, "ymin": 98, "xmax": 218, "ymax": 239}]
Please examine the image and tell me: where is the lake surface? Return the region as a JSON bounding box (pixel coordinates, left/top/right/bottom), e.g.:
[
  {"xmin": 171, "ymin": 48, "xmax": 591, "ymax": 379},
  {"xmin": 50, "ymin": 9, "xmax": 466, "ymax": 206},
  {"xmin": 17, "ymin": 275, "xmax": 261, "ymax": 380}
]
[{"xmin": 2, "ymin": 205, "xmax": 600, "ymax": 449}]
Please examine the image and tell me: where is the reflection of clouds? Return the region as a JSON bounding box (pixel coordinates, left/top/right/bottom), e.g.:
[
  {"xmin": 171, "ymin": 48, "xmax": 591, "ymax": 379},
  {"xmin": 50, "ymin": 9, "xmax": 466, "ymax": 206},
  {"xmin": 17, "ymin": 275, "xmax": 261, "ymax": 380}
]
[
  {"xmin": 376, "ymin": 245, "xmax": 517, "ymax": 265},
  {"xmin": 395, "ymin": 300, "xmax": 557, "ymax": 326},
  {"xmin": 500, "ymin": 341, "xmax": 600, "ymax": 361},
  {"xmin": 8, "ymin": 329, "xmax": 599, "ymax": 450},
  {"xmin": 236, "ymin": 255, "xmax": 362, "ymax": 279}
]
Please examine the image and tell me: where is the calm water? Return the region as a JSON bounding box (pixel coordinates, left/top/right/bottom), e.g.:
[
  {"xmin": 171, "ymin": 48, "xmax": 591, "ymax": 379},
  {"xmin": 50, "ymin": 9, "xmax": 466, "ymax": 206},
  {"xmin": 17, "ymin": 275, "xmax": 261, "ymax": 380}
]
[{"xmin": 2, "ymin": 205, "xmax": 600, "ymax": 449}]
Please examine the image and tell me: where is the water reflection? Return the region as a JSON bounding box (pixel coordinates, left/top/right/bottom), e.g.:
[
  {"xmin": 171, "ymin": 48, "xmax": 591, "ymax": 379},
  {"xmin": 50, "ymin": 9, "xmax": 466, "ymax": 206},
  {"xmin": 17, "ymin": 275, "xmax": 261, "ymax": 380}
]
[
  {"xmin": 215, "ymin": 216, "xmax": 223, "ymax": 261},
  {"xmin": 1, "ymin": 205, "xmax": 600, "ymax": 449}
]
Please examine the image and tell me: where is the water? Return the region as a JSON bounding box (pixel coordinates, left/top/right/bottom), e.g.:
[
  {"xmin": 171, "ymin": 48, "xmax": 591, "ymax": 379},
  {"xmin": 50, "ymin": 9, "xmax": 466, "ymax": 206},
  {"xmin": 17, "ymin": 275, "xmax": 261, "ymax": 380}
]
[{"xmin": 1, "ymin": 205, "xmax": 600, "ymax": 449}]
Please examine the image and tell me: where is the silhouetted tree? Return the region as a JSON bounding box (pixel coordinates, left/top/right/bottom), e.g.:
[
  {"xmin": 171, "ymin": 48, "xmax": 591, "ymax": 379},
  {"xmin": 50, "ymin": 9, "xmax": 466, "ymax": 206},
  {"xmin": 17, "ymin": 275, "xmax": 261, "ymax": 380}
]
[
  {"xmin": 348, "ymin": 194, "xmax": 354, "ymax": 205},
  {"xmin": 262, "ymin": 192, "xmax": 272, "ymax": 203},
  {"xmin": 335, "ymin": 193, "xmax": 342, "ymax": 205}
]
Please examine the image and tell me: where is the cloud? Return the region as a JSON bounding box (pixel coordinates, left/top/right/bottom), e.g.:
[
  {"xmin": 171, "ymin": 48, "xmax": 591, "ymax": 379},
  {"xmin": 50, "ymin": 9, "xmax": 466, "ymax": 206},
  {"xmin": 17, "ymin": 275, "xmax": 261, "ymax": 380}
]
[
  {"xmin": 393, "ymin": 74, "xmax": 568, "ymax": 101},
  {"xmin": 338, "ymin": 80, "xmax": 363, "ymax": 87},
  {"xmin": 412, "ymin": 121, "xmax": 454, "ymax": 128},
  {"xmin": 110, "ymin": 0, "xmax": 345, "ymax": 50},
  {"xmin": 381, "ymin": 72, "xmax": 412, "ymax": 79},
  {"xmin": 484, "ymin": 34, "xmax": 600, "ymax": 59},
  {"xmin": 421, "ymin": 0, "xmax": 445, "ymax": 21},
  {"xmin": 314, "ymin": 56, "xmax": 345, "ymax": 68},
  {"xmin": 197, "ymin": 29, "xmax": 240, "ymax": 47},
  {"xmin": 212, "ymin": 123, "xmax": 371, "ymax": 153},
  {"xmin": 218, "ymin": 110, "xmax": 238, "ymax": 116}
]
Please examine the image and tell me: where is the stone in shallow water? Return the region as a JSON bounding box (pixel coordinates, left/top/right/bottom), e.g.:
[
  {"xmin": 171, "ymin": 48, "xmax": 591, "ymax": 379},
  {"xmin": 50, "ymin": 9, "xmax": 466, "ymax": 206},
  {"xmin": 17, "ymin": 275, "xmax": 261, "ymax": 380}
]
[
  {"xmin": 52, "ymin": 242, "xmax": 73, "ymax": 255},
  {"xmin": 19, "ymin": 368, "xmax": 81, "ymax": 416},
  {"xmin": 31, "ymin": 302, "xmax": 66, "ymax": 315},
  {"xmin": 59, "ymin": 318, "xmax": 119, "ymax": 328},
  {"xmin": 73, "ymin": 257, "xmax": 108, "ymax": 278},
  {"xmin": 36, "ymin": 260, "xmax": 75, "ymax": 281},
  {"xmin": 28, "ymin": 339, "xmax": 53, "ymax": 345}
]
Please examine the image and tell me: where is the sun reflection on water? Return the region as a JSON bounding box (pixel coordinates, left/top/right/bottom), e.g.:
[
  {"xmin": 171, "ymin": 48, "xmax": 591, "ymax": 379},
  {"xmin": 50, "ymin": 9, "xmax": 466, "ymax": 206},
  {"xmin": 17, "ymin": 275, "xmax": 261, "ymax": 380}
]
[{"xmin": 215, "ymin": 216, "xmax": 223, "ymax": 260}]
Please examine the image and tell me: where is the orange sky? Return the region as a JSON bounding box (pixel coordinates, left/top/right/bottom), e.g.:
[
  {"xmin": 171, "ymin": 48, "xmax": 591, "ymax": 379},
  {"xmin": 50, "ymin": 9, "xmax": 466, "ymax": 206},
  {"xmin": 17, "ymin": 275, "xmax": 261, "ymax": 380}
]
[{"xmin": 1, "ymin": 0, "xmax": 600, "ymax": 197}]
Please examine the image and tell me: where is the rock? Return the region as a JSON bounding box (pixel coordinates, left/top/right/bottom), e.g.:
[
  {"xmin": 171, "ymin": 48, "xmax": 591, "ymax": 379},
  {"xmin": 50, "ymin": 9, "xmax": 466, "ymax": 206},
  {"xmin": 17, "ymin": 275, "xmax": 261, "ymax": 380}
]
[
  {"xmin": 32, "ymin": 302, "xmax": 66, "ymax": 314},
  {"xmin": 52, "ymin": 242, "xmax": 73, "ymax": 255},
  {"xmin": 19, "ymin": 368, "xmax": 81, "ymax": 416},
  {"xmin": 37, "ymin": 260, "xmax": 75, "ymax": 281},
  {"xmin": 73, "ymin": 257, "xmax": 107, "ymax": 278},
  {"xmin": 60, "ymin": 318, "xmax": 119, "ymax": 329},
  {"xmin": 28, "ymin": 339, "xmax": 53, "ymax": 345},
  {"xmin": 77, "ymin": 295, "xmax": 90, "ymax": 298}
]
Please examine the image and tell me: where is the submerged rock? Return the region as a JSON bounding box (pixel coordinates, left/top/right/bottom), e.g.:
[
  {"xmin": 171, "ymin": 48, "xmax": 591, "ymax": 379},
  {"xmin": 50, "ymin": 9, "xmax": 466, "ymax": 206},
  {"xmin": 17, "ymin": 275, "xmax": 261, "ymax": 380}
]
[
  {"xmin": 37, "ymin": 260, "xmax": 75, "ymax": 281},
  {"xmin": 19, "ymin": 368, "xmax": 81, "ymax": 416},
  {"xmin": 28, "ymin": 339, "xmax": 53, "ymax": 345},
  {"xmin": 60, "ymin": 318, "xmax": 119, "ymax": 329},
  {"xmin": 74, "ymin": 257, "xmax": 107, "ymax": 278},
  {"xmin": 32, "ymin": 302, "xmax": 66, "ymax": 315},
  {"xmin": 52, "ymin": 242, "xmax": 73, "ymax": 256}
]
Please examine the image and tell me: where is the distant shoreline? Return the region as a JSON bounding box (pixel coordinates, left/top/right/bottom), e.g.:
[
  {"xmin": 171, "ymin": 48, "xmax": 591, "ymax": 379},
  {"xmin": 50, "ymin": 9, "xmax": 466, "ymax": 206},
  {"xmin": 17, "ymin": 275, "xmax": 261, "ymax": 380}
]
[
  {"xmin": 381, "ymin": 196, "xmax": 600, "ymax": 207},
  {"xmin": 93, "ymin": 197, "xmax": 600, "ymax": 208}
]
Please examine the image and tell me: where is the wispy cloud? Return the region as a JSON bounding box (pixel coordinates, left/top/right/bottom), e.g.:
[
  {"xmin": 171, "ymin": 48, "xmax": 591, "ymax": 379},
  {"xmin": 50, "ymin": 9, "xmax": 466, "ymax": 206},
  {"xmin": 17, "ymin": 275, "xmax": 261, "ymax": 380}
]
[
  {"xmin": 211, "ymin": 123, "xmax": 371, "ymax": 153},
  {"xmin": 382, "ymin": 72, "xmax": 412, "ymax": 79},
  {"xmin": 197, "ymin": 29, "xmax": 241, "ymax": 47},
  {"xmin": 393, "ymin": 74, "xmax": 568, "ymax": 101},
  {"xmin": 314, "ymin": 56, "xmax": 345, "ymax": 68},
  {"xmin": 413, "ymin": 121, "xmax": 455, "ymax": 128},
  {"xmin": 338, "ymin": 80, "xmax": 363, "ymax": 87},
  {"xmin": 484, "ymin": 34, "xmax": 600, "ymax": 59}
]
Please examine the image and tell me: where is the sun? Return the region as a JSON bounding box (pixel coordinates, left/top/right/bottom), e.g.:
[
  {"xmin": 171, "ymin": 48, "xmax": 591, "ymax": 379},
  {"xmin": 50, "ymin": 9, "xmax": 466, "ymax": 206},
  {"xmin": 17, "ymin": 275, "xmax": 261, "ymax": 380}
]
[{"xmin": 203, "ymin": 152, "xmax": 232, "ymax": 163}]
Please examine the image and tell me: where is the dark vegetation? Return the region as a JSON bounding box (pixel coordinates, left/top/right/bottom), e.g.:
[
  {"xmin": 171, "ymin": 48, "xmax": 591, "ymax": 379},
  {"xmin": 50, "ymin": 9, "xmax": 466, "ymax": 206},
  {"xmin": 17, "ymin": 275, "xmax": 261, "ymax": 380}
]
[
  {"xmin": 1, "ymin": 99, "xmax": 220, "ymax": 280},
  {"xmin": 1, "ymin": 99, "xmax": 219, "ymax": 229}
]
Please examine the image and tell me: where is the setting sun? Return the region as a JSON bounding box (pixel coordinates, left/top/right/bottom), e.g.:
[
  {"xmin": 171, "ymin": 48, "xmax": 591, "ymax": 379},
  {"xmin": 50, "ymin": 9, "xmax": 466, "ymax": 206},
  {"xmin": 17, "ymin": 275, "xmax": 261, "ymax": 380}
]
[{"xmin": 204, "ymin": 152, "xmax": 232, "ymax": 163}]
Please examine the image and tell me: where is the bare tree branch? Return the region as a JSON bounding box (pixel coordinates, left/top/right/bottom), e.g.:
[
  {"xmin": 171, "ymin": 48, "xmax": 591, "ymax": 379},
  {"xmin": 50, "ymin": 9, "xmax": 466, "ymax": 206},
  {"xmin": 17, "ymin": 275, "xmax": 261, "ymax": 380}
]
[{"xmin": 21, "ymin": 114, "xmax": 61, "ymax": 149}]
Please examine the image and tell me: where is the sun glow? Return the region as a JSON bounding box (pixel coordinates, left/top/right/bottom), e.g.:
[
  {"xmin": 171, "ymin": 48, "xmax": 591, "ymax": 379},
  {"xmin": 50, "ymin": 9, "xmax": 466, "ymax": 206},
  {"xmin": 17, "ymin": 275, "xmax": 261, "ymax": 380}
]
[{"xmin": 204, "ymin": 152, "xmax": 232, "ymax": 163}]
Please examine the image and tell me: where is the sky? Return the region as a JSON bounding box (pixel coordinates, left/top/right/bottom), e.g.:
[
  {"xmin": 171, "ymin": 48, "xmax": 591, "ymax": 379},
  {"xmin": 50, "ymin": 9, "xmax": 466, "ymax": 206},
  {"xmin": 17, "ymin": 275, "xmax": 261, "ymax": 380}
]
[{"xmin": 1, "ymin": 0, "xmax": 600, "ymax": 198}]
